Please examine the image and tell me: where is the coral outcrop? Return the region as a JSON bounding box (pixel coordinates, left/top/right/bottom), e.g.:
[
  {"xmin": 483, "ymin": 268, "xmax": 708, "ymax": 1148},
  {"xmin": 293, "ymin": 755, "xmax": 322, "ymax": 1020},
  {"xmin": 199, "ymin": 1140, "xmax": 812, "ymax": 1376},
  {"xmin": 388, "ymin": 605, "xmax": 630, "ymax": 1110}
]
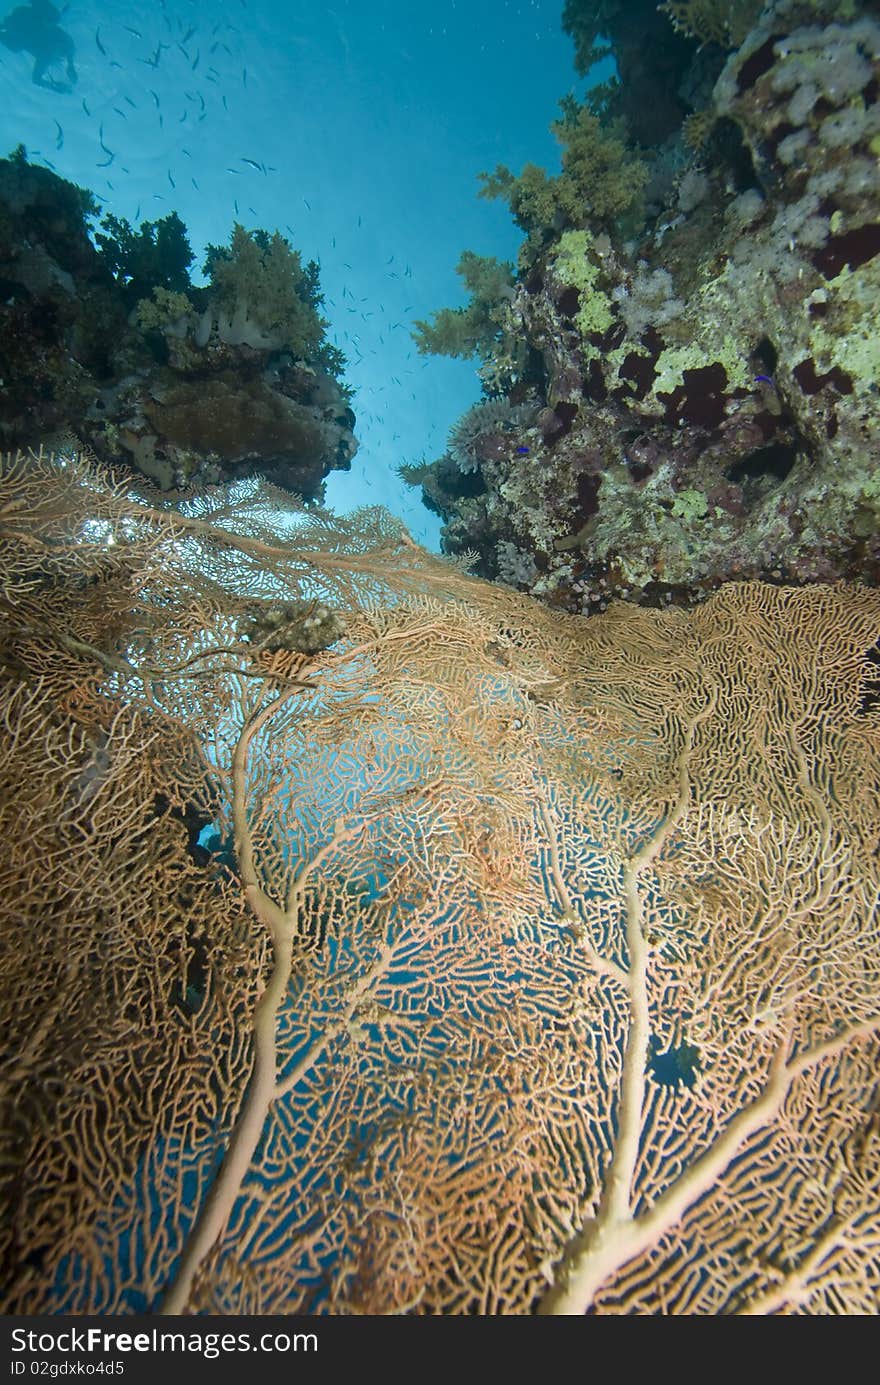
[{"xmin": 0, "ymin": 148, "xmax": 356, "ymax": 498}]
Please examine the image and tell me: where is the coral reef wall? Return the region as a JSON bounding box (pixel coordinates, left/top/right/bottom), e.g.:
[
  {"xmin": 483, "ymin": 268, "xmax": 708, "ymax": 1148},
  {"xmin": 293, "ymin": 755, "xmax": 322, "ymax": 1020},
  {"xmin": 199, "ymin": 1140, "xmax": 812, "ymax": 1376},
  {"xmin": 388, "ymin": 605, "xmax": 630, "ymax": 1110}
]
[{"xmin": 412, "ymin": 0, "xmax": 880, "ymax": 612}]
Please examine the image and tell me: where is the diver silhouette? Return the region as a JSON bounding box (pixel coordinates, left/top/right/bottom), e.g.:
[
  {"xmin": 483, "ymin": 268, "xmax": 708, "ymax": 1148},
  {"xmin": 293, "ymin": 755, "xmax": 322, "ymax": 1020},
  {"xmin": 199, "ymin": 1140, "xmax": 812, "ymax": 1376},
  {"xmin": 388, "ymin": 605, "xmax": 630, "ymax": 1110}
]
[{"xmin": 0, "ymin": 0, "xmax": 77, "ymax": 92}]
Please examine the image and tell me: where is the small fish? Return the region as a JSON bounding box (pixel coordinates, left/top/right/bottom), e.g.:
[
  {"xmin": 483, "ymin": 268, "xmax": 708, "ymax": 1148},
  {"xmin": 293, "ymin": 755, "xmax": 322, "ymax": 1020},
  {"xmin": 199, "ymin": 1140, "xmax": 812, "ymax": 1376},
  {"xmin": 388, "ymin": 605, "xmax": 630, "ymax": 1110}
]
[
  {"xmin": 124, "ymin": 26, "xmax": 143, "ymax": 39},
  {"xmin": 191, "ymin": 52, "xmax": 200, "ymax": 71},
  {"xmin": 81, "ymin": 97, "xmax": 91, "ymax": 116},
  {"xmin": 754, "ymin": 374, "xmax": 783, "ymax": 417},
  {"xmin": 241, "ymin": 157, "xmax": 262, "ymax": 171},
  {"xmin": 182, "ymin": 26, "xmax": 197, "ymax": 44},
  {"xmin": 54, "ymin": 120, "xmax": 63, "ymax": 149},
  {"xmin": 149, "ymin": 89, "xmax": 160, "ymax": 107},
  {"xmin": 95, "ymin": 28, "xmax": 106, "ymax": 55},
  {"xmin": 168, "ymin": 169, "xmax": 176, "ymax": 188}
]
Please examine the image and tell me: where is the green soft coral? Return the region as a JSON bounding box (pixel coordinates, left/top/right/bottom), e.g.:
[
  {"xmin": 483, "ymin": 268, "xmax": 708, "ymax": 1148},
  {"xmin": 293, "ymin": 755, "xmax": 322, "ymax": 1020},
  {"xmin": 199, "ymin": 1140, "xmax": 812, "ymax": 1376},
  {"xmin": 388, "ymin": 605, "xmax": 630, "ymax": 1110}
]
[
  {"xmin": 659, "ymin": 0, "xmax": 763, "ymax": 47},
  {"xmin": 411, "ymin": 250, "xmax": 516, "ymax": 359},
  {"xmin": 204, "ymin": 223, "xmax": 326, "ymax": 358},
  {"xmin": 479, "ymin": 96, "xmax": 647, "ymax": 244},
  {"xmin": 135, "ymin": 287, "xmax": 194, "ymax": 332},
  {"xmin": 94, "ymin": 210, "xmax": 194, "ymax": 310}
]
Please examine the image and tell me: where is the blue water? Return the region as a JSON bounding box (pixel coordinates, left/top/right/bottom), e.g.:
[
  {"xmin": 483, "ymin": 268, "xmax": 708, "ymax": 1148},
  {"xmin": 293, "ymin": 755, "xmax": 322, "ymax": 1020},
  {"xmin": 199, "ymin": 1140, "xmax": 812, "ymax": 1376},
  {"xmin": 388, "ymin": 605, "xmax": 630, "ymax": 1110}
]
[{"xmin": 0, "ymin": 0, "xmax": 604, "ymax": 547}]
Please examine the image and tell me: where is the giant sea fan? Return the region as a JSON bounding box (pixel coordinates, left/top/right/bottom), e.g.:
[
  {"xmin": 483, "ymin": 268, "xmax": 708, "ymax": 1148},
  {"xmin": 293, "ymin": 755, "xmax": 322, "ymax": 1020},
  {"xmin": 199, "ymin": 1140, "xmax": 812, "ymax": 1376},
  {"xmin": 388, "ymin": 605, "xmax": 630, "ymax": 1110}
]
[{"xmin": 0, "ymin": 448, "xmax": 878, "ymax": 1315}]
